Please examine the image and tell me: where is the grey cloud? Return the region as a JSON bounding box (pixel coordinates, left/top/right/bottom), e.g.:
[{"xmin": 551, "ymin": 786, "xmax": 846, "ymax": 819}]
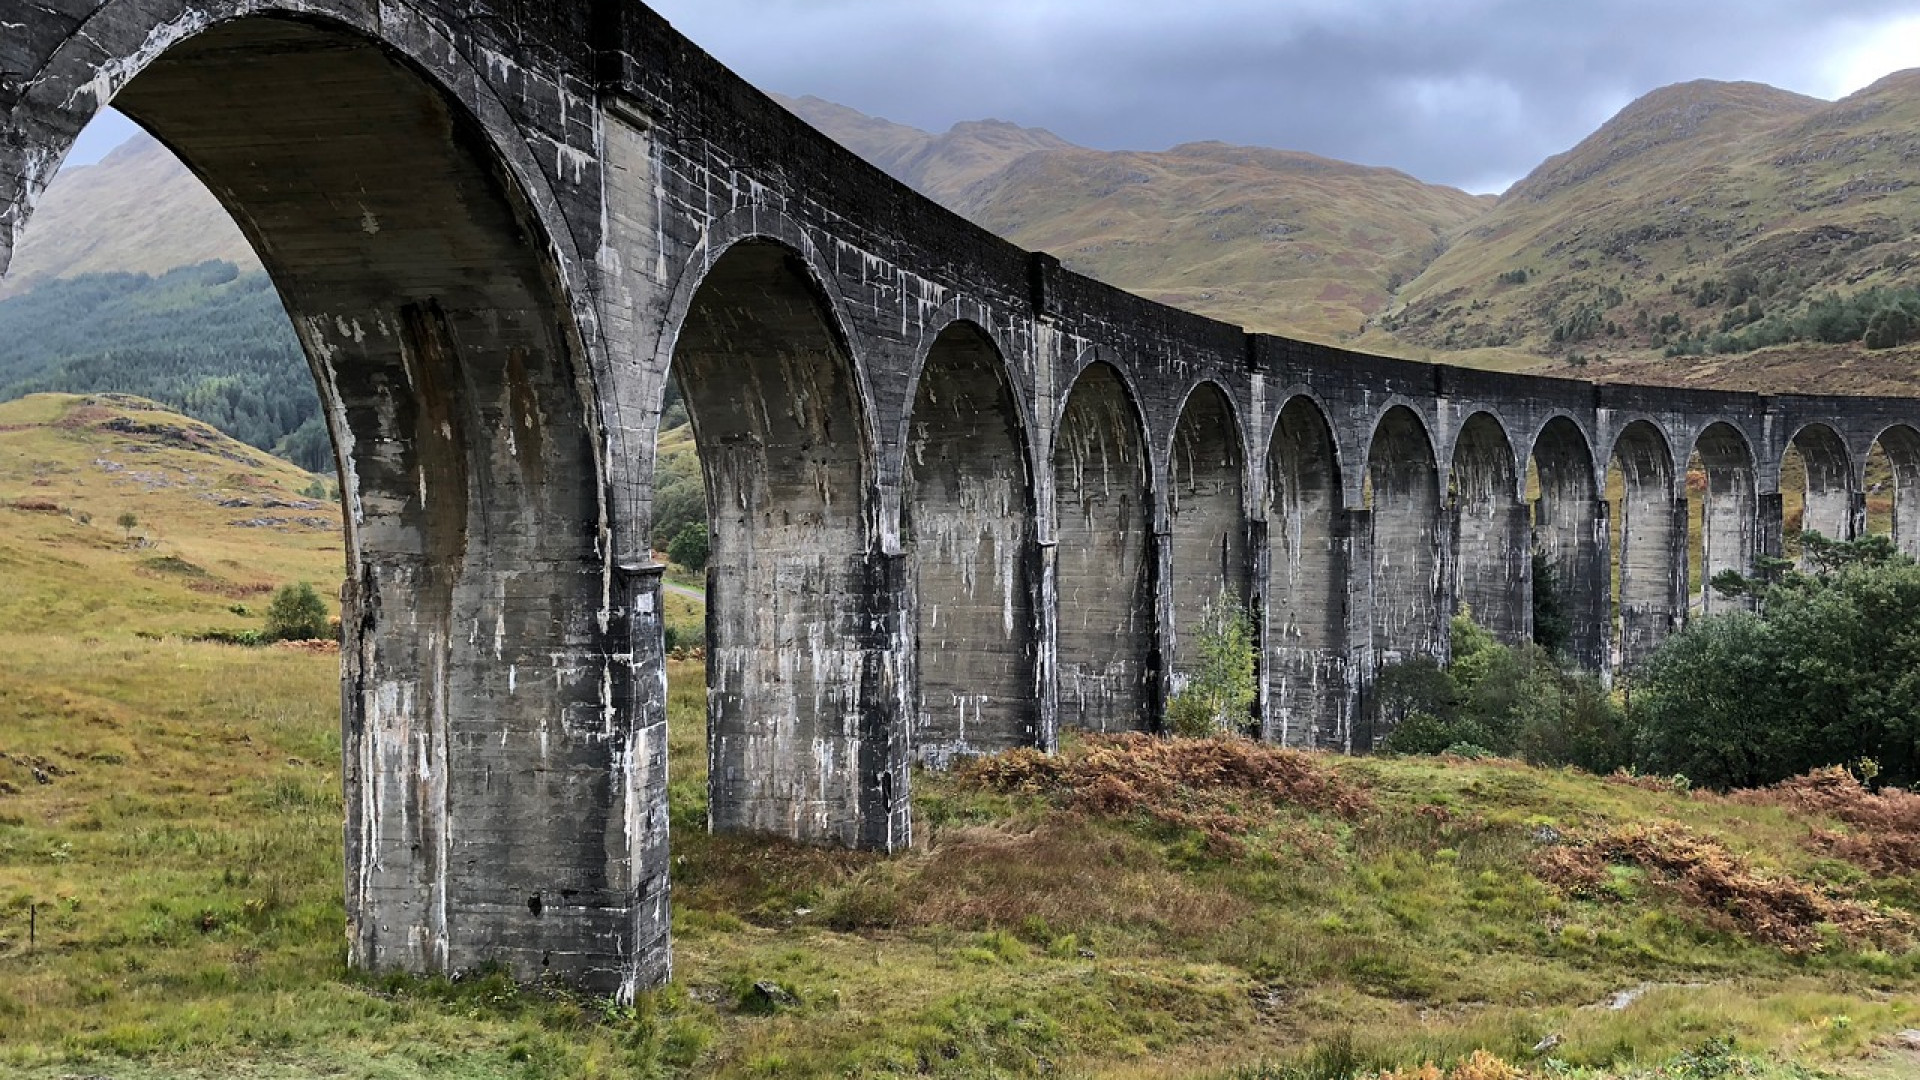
[{"xmin": 648, "ymin": 0, "xmax": 1915, "ymax": 192}]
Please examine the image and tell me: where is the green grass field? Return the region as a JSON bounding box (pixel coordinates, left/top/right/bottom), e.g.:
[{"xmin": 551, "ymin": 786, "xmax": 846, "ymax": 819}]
[{"xmin": 3, "ymin": 394, "xmax": 1920, "ymax": 1078}]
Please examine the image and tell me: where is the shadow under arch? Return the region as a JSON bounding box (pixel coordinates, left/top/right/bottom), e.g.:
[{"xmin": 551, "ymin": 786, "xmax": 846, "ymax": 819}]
[
  {"xmin": 1528, "ymin": 415, "xmax": 1609, "ymax": 670},
  {"xmin": 1448, "ymin": 411, "xmax": 1527, "ymax": 645},
  {"xmin": 1364, "ymin": 404, "xmax": 1443, "ymax": 748},
  {"xmin": 5, "ymin": 13, "xmax": 636, "ymax": 992},
  {"xmin": 1167, "ymin": 380, "xmax": 1250, "ymax": 705},
  {"xmin": 1691, "ymin": 422, "xmax": 1758, "ymax": 613},
  {"xmin": 903, "ymin": 319, "xmax": 1039, "ymax": 764},
  {"xmin": 1053, "ymin": 359, "xmax": 1155, "ymax": 733},
  {"xmin": 1784, "ymin": 422, "xmax": 1858, "ymax": 563},
  {"xmin": 665, "ymin": 236, "xmax": 903, "ymax": 850},
  {"xmin": 1266, "ymin": 393, "xmax": 1349, "ymax": 750},
  {"xmin": 1872, "ymin": 424, "xmax": 1920, "ymax": 558},
  {"xmin": 1608, "ymin": 420, "xmax": 1681, "ymax": 672}
]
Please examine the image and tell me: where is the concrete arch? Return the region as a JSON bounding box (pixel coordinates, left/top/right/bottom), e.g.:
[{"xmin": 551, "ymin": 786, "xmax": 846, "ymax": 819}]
[
  {"xmin": 1784, "ymin": 422, "xmax": 1859, "ymax": 559},
  {"xmin": 5, "ymin": 8, "xmax": 641, "ymax": 995},
  {"xmin": 1449, "ymin": 411, "xmax": 1529, "ymax": 645},
  {"xmin": 903, "ymin": 320, "xmax": 1040, "ymax": 765},
  {"xmin": 666, "ymin": 236, "xmax": 893, "ymax": 849},
  {"xmin": 1053, "ymin": 360, "xmax": 1156, "ymax": 733},
  {"xmin": 1364, "ymin": 404, "xmax": 1445, "ymax": 747},
  {"xmin": 1609, "ymin": 419, "xmax": 1683, "ymax": 671},
  {"xmin": 1353, "ymin": 395, "xmax": 1441, "ymax": 509},
  {"xmin": 1870, "ymin": 424, "xmax": 1920, "ymax": 558},
  {"xmin": 1167, "ymin": 380, "xmax": 1251, "ymax": 710},
  {"xmin": 1690, "ymin": 421, "xmax": 1759, "ymax": 612},
  {"xmin": 1266, "ymin": 393, "xmax": 1350, "ymax": 750},
  {"xmin": 1529, "ymin": 415, "xmax": 1609, "ymax": 670},
  {"xmin": 898, "ymin": 308, "xmax": 1040, "ymax": 488}
]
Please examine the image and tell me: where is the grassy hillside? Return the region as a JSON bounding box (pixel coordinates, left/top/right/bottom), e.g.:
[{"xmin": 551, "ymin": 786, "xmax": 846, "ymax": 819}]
[
  {"xmin": 1387, "ymin": 73, "xmax": 1920, "ymax": 393},
  {"xmin": 2, "ymin": 132, "xmax": 259, "ymax": 301},
  {"xmin": 782, "ymin": 96, "xmax": 1486, "ymax": 344},
  {"xmin": 3, "ymin": 398, "xmax": 1920, "ymax": 1077}
]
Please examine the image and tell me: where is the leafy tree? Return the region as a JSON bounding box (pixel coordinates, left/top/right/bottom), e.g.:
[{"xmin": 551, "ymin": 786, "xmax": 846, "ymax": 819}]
[
  {"xmin": 1531, "ymin": 549, "xmax": 1572, "ymax": 656},
  {"xmin": 1168, "ymin": 588, "xmax": 1256, "ymax": 738},
  {"xmin": 1634, "ymin": 535, "xmax": 1920, "ymax": 788},
  {"xmin": 116, "ymin": 511, "xmax": 138, "ymax": 540},
  {"xmin": 667, "ymin": 522, "xmax": 710, "ymax": 572},
  {"xmin": 265, "ymin": 582, "xmax": 331, "ymax": 642}
]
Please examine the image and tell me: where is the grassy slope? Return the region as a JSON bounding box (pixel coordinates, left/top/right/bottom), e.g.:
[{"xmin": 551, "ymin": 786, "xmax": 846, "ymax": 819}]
[
  {"xmin": 1, "ymin": 135, "xmax": 259, "ymax": 302},
  {"xmin": 1388, "ymin": 73, "xmax": 1920, "ymax": 393},
  {"xmin": 2, "ymin": 398, "xmax": 1920, "ymax": 1077},
  {"xmin": 781, "ymin": 97, "xmax": 1487, "ymax": 345}
]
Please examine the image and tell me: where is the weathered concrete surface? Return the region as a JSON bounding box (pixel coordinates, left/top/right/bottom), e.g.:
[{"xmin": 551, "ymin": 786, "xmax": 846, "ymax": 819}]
[{"xmin": 11, "ymin": 0, "xmax": 1920, "ymax": 996}]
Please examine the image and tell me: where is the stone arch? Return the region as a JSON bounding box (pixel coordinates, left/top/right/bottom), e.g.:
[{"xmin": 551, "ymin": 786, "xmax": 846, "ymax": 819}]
[
  {"xmin": 4, "ymin": 10, "xmax": 638, "ymax": 993},
  {"xmin": 1448, "ymin": 411, "xmax": 1527, "ymax": 645},
  {"xmin": 1266, "ymin": 394, "xmax": 1349, "ymax": 750},
  {"xmin": 1167, "ymin": 381, "xmax": 1250, "ymax": 701},
  {"xmin": 903, "ymin": 320, "xmax": 1039, "ymax": 765},
  {"xmin": 1872, "ymin": 424, "xmax": 1920, "ymax": 558},
  {"xmin": 667, "ymin": 236, "xmax": 897, "ymax": 849},
  {"xmin": 1527, "ymin": 415, "xmax": 1608, "ymax": 670},
  {"xmin": 1691, "ymin": 422, "xmax": 1758, "ymax": 612},
  {"xmin": 1053, "ymin": 360, "xmax": 1155, "ymax": 733},
  {"xmin": 1364, "ymin": 404, "xmax": 1443, "ymax": 747},
  {"xmin": 1609, "ymin": 420, "xmax": 1681, "ymax": 671},
  {"xmin": 1784, "ymin": 422, "xmax": 1858, "ymax": 563}
]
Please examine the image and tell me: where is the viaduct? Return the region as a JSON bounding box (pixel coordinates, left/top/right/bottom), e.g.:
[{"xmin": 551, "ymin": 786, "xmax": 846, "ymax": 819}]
[{"xmin": 7, "ymin": 0, "xmax": 1920, "ymax": 999}]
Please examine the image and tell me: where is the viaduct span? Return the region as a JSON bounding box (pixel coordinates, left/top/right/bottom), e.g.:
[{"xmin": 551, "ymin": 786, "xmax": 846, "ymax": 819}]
[{"xmin": 7, "ymin": 0, "xmax": 1920, "ymax": 998}]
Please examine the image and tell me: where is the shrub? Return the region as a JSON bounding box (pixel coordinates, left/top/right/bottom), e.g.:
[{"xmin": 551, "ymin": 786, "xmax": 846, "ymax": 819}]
[
  {"xmin": 667, "ymin": 522, "xmax": 709, "ymax": 572},
  {"xmin": 1168, "ymin": 588, "xmax": 1256, "ymax": 738},
  {"xmin": 265, "ymin": 582, "xmax": 330, "ymax": 642}
]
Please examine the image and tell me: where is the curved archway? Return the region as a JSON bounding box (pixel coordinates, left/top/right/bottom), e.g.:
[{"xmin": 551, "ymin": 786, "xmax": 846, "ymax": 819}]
[
  {"xmin": 1873, "ymin": 425, "xmax": 1920, "ymax": 558},
  {"xmin": 1609, "ymin": 421, "xmax": 1681, "ymax": 671},
  {"xmin": 1168, "ymin": 382, "xmax": 1250, "ymax": 710},
  {"xmin": 1449, "ymin": 412, "xmax": 1526, "ymax": 645},
  {"xmin": 1053, "ymin": 362, "xmax": 1154, "ymax": 733},
  {"xmin": 1784, "ymin": 423, "xmax": 1858, "ymax": 565},
  {"xmin": 669, "ymin": 238, "xmax": 884, "ymax": 847},
  {"xmin": 1691, "ymin": 423, "xmax": 1758, "ymax": 612},
  {"xmin": 1267, "ymin": 396, "xmax": 1348, "ymax": 749},
  {"xmin": 1365, "ymin": 405, "xmax": 1443, "ymax": 747},
  {"xmin": 1529, "ymin": 416, "xmax": 1608, "ymax": 670},
  {"xmin": 9, "ymin": 14, "xmax": 624, "ymax": 990},
  {"xmin": 904, "ymin": 322, "xmax": 1038, "ymax": 765}
]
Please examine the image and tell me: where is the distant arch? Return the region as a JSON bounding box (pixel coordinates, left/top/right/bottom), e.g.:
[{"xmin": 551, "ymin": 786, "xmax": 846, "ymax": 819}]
[
  {"xmin": 1363, "ymin": 405, "xmax": 1444, "ymax": 748},
  {"xmin": 1167, "ymin": 381, "xmax": 1250, "ymax": 714},
  {"xmin": 1690, "ymin": 422, "xmax": 1757, "ymax": 612},
  {"xmin": 1448, "ymin": 411, "xmax": 1527, "ymax": 645},
  {"xmin": 1266, "ymin": 394, "xmax": 1349, "ymax": 750},
  {"xmin": 903, "ymin": 320, "xmax": 1039, "ymax": 765},
  {"xmin": 1529, "ymin": 415, "xmax": 1608, "ymax": 670},
  {"xmin": 1783, "ymin": 422, "xmax": 1857, "ymax": 563},
  {"xmin": 1053, "ymin": 361, "xmax": 1155, "ymax": 732}
]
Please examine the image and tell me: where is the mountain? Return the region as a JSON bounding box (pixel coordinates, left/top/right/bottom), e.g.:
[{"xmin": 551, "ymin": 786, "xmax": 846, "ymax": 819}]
[
  {"xmin": 1386, "ymin": 73, "xmax": 1920, "ymax": 391},
  {"xmin": 1, "ymin": 131, "xmax": 258, "ymax": 301},
  {"xmin": 779, "ymin": 95, "xmax": 1488, "ymax": 342}
]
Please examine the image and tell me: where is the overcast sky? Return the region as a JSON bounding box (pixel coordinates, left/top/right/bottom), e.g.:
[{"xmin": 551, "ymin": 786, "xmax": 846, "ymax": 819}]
[{"xmin": 65, "ymin": 1, "xmax": 1920, "ymax": 194}]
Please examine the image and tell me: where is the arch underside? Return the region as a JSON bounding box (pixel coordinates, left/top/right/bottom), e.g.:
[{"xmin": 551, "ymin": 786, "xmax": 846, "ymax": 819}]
[
  {"xmin": 85, "ymin": 16, "xmax": 626, "ymax": 987},
  {"xmin": 906, "ymin": 325, "xmax": 1037, "ymax": 765},
  {"xmin": 1612, "ymin": 422, "xmax": 1680, "ymax": 670},
  {"xmin": 1788, "ymin": 424, "xmax": 1857, "ymax": 561},
  {"xmin": 1054, "ymin": 364, "xmax": 1154, "ymax": 733},
  {"xmin": 1451, "ymin": 414, "xmax": 1527, "ymax": 645},
  {"xmin": 1879, "ymin": 426, "xmax": 1920, "ymax": 558},
  {"xmin": 1267, "ymin": 399, "xmax": 1348, "ymax": 749},
  {"xmin": 672, "ymin": 240, "xmax": 893, "ymax": 847},
  {"xmin": 1694, "ymin": 424, "xmax": 1757, "ymax": 612},
  {"xmin": 1531, "ymin": 417, "xmax": 1608, "ymax": 670},
  {"xmin": 1169, "ymin": 385, "xmax": 1249, "ymax": 700},
  {"xmin": 1366, "ymin": 406, "xmax": 1442, "ymax": 746}
]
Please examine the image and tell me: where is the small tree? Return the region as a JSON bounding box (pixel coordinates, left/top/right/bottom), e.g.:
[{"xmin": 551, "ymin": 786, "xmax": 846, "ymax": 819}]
[
  {"xmin": 1168, "ymin": 588, "xmax": 1256, "ymax": 738},
  {"xmin": 265, "ymin": 582, "xmax": 330, "ymax": 642},
  {"xmin": 116, "ymin": 511, "xmax": 138, "ymax": 541},
  {"xmin": 667, "ymin": 522, "xmax": 710, "ymax": 572}
]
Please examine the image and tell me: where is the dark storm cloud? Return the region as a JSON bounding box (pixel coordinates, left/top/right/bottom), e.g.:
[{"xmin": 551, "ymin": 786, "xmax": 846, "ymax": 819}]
[{"xmin": 645, "ymin": 0, "xmax": 1915, "ymax": 192}]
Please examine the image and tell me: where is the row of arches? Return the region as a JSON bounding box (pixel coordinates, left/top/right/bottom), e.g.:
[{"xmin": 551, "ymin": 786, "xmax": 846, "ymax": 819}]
[{"xmin": 667, "ymin": 238, "xmax": 1920, "ymax": 791}]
